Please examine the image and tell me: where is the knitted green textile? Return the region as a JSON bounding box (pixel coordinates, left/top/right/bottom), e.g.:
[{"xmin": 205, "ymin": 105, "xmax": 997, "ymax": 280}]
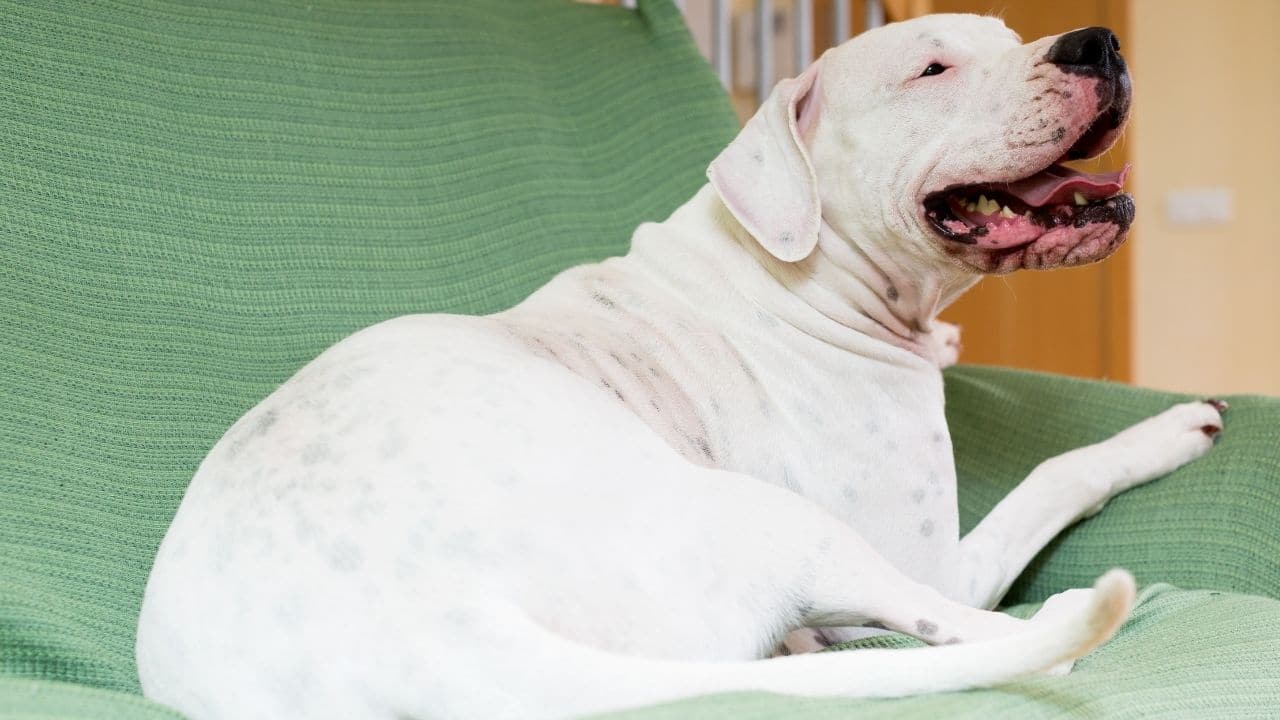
[
  {"xmin": 3, "ymin": 1, "xmax": 1279, "ymax": 718},
  {"xmin": 0, "ymin": 678, "xmax": 182, "ymax": 720}
]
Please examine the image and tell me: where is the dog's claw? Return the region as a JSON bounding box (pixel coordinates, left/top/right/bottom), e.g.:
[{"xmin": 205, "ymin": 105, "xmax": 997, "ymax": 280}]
[{"xmin": 1202, "ymin": 400, "xmax": 1227, "ymax": 438}]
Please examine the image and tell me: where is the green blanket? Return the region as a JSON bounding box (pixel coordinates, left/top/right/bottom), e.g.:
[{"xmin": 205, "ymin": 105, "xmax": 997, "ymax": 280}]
[{"xmin": 2, "ymin": 0, "xmax": 1277, "ymax": 717}]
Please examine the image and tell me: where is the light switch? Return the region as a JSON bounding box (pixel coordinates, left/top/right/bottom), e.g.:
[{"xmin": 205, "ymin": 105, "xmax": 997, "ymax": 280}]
[{"xmin": 1165, "ymin": 187, "xmax": 1234, "ymax": 225}]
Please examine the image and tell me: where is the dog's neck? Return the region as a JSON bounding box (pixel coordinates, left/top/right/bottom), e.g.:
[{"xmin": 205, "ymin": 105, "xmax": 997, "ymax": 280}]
[{"xmin": 631, "ymin": 185, "xmax": 975, "ymax": 366}]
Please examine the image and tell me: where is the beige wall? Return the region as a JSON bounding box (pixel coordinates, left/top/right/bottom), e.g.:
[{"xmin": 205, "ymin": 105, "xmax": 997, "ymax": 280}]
[{"xmin": 1129, "ymin": 0, "xmax": 1280, "ymax": 396}]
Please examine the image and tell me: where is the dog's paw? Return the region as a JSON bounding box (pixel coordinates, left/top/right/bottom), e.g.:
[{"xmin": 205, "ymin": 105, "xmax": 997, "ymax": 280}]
[
  {"xmin": 1114, "ymin": 399, "xmax": 1225, "ymax": 468},
  {"xmin": 1080, "ymin": 400, "xmax": 1225, "ymax": 516},
  {"xmin": 777, "ymin": 628, "xmax": 832, "ymax": 656},
  {"xmin": 923, "ymin": 321, "xmax": 962, "ymax": 369}
]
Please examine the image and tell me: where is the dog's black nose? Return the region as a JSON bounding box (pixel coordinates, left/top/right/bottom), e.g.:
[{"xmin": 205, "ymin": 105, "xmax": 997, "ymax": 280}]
[{"xmin": 1045, "ymin": 27, "xmax": 1122, "ymax": 77}]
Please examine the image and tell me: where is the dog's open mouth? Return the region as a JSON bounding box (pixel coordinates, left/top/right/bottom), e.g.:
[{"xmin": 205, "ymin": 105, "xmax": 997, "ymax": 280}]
[
  {"xmin": 923, "ymin": 160, "xmax": 1133, "ymax": 251},
  {"xmin": 922, "ymin": 87, "xmax": 1135, "ymax": 273}
]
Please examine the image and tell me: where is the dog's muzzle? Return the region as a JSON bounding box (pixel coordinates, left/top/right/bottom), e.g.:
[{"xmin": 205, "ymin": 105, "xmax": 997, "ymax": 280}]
[
  {"xmin": 1046, "ymin": 27, "xmax": 1132, "ymax": 162},
  {"xmin": 920, "ymin": 26, "xmax": 1135, "ymax": 270}
]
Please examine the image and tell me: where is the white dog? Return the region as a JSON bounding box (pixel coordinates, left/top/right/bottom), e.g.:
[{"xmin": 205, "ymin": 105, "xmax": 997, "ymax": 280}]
[{"xmin": 137, "ymin": 14, "xmax": 1225, "ymax": 720}]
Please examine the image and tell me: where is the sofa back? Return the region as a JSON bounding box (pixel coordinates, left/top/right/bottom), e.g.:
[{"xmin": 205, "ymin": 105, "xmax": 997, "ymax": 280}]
[{"xmin": 0, "ymin": 0, "xmax": 736, "ymax": 693}]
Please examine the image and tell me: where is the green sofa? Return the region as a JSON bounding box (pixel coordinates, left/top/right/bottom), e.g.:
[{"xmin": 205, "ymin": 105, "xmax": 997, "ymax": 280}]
[{"xmin": 2, "ymin": 0, "xmax": 1277, "ymax": 717}]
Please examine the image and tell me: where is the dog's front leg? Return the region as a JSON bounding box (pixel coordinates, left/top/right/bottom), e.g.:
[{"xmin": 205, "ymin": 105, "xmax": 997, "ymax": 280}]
[{"xmin": 952, "ymin": 400, "xmax": 1225, "ymax": 609}]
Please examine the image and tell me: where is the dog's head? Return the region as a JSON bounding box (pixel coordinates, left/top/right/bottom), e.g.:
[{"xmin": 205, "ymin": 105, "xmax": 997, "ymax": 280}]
[{"xmin": 709, "ymin": 14, "xmax": 1133, "ymax": 276}]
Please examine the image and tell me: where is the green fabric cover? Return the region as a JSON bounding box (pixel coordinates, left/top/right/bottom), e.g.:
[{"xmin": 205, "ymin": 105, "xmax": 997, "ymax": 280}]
[{"xmin": 2, "ymin": 1, "xmax": 1277, "ymax": 718}]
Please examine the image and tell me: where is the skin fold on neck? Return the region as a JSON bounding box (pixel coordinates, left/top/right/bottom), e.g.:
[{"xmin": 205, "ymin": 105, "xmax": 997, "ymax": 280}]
[{"xmin": 627, "ymin": 185, "xmax": 977, "ymax": 368}]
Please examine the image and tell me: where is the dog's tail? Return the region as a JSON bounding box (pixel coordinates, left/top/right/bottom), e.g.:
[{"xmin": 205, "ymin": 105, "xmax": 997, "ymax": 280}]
[{"xmin": 474, "ymin": 569, "xmax": 1134, "ymax": 720}]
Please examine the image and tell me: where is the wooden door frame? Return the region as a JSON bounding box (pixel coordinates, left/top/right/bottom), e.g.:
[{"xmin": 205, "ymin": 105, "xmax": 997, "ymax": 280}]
[{"xmin": 1099, "ymin": 0, "xmax": 1132, "ymax": 382}]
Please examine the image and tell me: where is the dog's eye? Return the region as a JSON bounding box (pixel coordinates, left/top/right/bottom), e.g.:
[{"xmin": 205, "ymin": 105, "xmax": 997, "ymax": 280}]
[{"xmin": 919, "ymin": 63, "xmax": 949, "ymax": 77}]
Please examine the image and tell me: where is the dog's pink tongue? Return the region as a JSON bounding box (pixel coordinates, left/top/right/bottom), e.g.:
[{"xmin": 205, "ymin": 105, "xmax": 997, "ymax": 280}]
[{"xmin": 1004, "ymin": 164, "xmax": 1130, "ymax": 207}]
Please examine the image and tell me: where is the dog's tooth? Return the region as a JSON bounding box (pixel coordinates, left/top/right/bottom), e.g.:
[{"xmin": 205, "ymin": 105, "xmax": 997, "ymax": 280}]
[
  {"xmin": 965, "ymin": 201, "xmax": 977, "ymax": 212},
  {"xmin": 1023, "ymin": 210, "xmax": 1032, "ymax": 219},
  {"xmin": 999, "ymin": 205, "xmax": 1016, "ymax": 219},
  {"xmin": 1073, "ymin": 191, "xmax": 1088, "ymax": 206}
]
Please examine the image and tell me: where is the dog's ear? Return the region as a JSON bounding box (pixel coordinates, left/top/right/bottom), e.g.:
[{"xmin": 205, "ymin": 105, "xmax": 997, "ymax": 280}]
[{"xmin": 708, "ymin": 61, "xmax": 822, "ymax": 263}]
